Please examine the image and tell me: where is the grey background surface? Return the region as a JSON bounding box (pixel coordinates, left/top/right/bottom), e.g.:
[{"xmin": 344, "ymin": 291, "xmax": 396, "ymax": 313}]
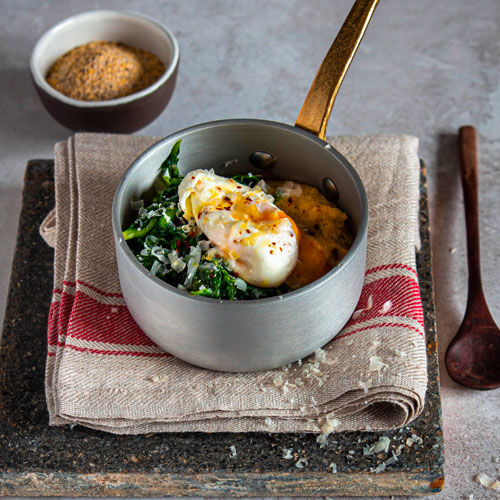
[{"xmin": 0, "ymin": 0, "xmax": 499, "ymax": 498}]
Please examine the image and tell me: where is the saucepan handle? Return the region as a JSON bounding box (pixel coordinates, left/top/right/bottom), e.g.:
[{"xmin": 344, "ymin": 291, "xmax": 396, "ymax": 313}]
[{"xmin": 295, "ymin": 0, "xmax": 379, "ymax": 140}]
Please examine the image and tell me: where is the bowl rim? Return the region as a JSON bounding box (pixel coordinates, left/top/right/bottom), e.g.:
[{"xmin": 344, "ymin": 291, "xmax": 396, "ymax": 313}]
[
  {"xmin": 112, "ymin": 118, "xmax": 369, "ymax": 306},
  {"xmin": 29, "ymin": 9, "xmax": 180, "ymax": 108}
]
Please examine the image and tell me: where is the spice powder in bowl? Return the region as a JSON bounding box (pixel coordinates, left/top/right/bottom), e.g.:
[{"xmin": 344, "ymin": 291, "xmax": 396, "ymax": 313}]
[{"xmin": 45, "ymin": 41, "xmax": 166, "ymax": 101}]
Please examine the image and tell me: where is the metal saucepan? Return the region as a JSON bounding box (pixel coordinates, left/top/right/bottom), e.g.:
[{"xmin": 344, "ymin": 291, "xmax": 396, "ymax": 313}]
[{"xmin": 112, "ymin": 0, "xmax": 378, "ymax": 371}]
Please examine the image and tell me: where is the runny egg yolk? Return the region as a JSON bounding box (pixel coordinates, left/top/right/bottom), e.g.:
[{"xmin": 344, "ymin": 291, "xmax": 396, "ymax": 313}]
[
  {"xmin": 285, "ymin": 230, "xmax": 329, "ymax": 289},
  {"xmin": 259, "ymin": 205, "xmax": 329, "ymax": 289},
  {"xmin": 178, "ymin": 170, "xmax": 299, "ymax": 288}
]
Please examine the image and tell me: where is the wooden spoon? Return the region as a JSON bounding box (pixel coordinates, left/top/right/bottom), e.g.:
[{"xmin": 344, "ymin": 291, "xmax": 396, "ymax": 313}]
[{"xmin": 445, "ymin": 125, "xmax": 500, "ymax": 390}]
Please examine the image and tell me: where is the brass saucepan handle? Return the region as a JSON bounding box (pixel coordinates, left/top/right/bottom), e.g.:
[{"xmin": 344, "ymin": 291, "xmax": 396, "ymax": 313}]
[{"xmin": 295, "ymin": 0, "xmax": 380, "ymax": 140}]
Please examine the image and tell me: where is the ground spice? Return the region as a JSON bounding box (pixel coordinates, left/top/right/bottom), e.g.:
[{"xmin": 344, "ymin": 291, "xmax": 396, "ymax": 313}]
[{"xmin": 46, "ymin": 41, "xmax": 166, "ymax": 101}]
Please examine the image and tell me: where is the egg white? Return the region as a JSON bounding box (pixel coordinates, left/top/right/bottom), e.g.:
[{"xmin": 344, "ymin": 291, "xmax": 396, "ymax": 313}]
[{"xmin": 178, "ymin": 169, "xmax": 298, "ymax": 287}]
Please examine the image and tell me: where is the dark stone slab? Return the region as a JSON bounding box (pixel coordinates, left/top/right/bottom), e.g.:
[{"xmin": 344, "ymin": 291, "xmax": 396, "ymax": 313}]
[{"xmin": 0, "ymin": 160, "xmax": 444, "ymax": 496}]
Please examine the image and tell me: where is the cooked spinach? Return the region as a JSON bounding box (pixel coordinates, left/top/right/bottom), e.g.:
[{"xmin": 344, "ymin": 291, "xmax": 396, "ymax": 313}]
[{"xmin": 123, "ymin": 141, "xmax": 290, "ymax": 300}]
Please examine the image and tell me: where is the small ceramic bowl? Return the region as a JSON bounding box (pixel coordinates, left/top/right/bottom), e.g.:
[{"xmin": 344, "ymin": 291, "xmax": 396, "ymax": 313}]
[{"xmin": 30, "ymin": 10, "xmax": 179, "ymax": 133}]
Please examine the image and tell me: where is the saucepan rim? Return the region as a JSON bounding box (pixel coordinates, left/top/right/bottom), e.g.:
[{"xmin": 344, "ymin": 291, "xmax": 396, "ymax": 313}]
[{"xmin": 112, "ymin": 118, "xmax": 369, "ymax": 306}]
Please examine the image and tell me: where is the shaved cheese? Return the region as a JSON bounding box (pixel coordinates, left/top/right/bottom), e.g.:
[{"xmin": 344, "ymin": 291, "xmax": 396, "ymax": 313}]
[
  {"xmin": 316, "ymin": 433, "xmax": 328, "ymax": 446},
  {"xmin": 184, "ymin": 245, "xmax": 202, "ymax": 288},
  {"xmin": 321, "ymin": 416, "xmax": 340, "ymax": 436},
  {"xmin": 384, "ymin": 451, "xmax": 399, "ymax": 466},
  {"xmin": 295, "ymin": 377, "xmax": 305, "ymax": 387},
  {"xmin": 255, "ymin": 179, "xmax": 268, "ymax": 192},
  {"xmin": 315, "ymin": 348, "xmax": 328, "ymax": 363},
  {"xmin": 359, "ymin": 378, "xmax": 373, "ymax": 393},
  {"xmin": 151, "ymin": 246, "xmax": 168, "ymax": 263},
  {"xmin": 475, "ymin": 473, "xmax": 492, "ymax": 487},
  {"xmin": 198, "ymin": 239, "xmax": 211, "ymax": 251},
  {"xmin": 369, "ymin": 355, "xmax": 389, "ymax": 374},
  {"xmin": 411, "ymin": 433, "xmax": 423, "ymax": 445},
  {"xmin": 352, "ymin": 309, "xmax": 364, "ymax": 320},
  {"xmin": 353, "ymin": 296, "xmax": 374, "ymax": 319},
  {"xmin": 372, "ymin": 463, "xmax": 386, "ymax": 473},
  {"xmin": 379, "ymin": 300, "xmax": 392, "ymax": 314},
  {"xmin": 234, "ymin": 278, "xmax": 247, "ymax": 291},
  {"xmin": 264, "ymin": 417, "xmax": 275, "ymax": 427},
  {"xmin": 364, "ymin": 436, "xmax": 391, "ymax": 456},
  {"xmin": 316, "ymin": 415, "xmax": 340, "ymax": 447},
  {"xmin": 229, "ymin": 445, "xmax": 237, "ymax": 457},
  {"xmin": 145, "ymin": 234, "xmax": 158, "ymax": 245},
  {"xmin": 366, "ymin": 295, "xmax": 373, "ymax": 310},
  {"xmin": 275, "ymin": 181, "xmax": 303, "ymax": 199},
  {"xmin": 168, "ymin": 250, "xmax": 186, "ymax": 272},
  {"xmin": 150, "ymin": 260, "xmax": 162, "ymax": 277},
  {"xmin": 295, "ymin": 458, "xmax": 308, "ymax": 468},
  {"xmin": 491, "ymin": 480, "xmax": 500, "ymax": 491},
  {"xmin": 475, "ymin": 473, "xmax": 500, "ymax": 491},
  {"xmin": 283, "ymin": 448, "xmax": 293, "ymax": 459},
  {"xmin": 329, "ymin": 462, "xmax": 337, "ymax": 473},
  {"xmin": 181, "ymin": 218, "xmax": 197, "ymax": 233}
]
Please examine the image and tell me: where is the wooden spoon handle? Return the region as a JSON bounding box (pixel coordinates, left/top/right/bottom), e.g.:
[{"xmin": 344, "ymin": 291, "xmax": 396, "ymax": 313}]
[{"xmin": 459, "ymin": 125, "xmax": 484, "ymax": 303}]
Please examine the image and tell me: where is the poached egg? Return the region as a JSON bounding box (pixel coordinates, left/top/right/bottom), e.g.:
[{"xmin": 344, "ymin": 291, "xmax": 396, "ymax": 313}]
[{"xmin": 178, "ymin": 169, "xmax": 299, "ymax": 287}]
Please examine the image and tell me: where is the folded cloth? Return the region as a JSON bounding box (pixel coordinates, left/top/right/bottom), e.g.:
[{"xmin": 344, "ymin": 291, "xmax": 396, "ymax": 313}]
[{"xmin": 42, "ymin": 133, "xmax": 427, "ymax": 434}]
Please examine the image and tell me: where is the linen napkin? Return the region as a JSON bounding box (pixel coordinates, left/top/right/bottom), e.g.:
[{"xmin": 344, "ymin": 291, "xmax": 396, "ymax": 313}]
[{"xmin": 42, "ymin": 133, "xmax": 427, "ymax": 434}]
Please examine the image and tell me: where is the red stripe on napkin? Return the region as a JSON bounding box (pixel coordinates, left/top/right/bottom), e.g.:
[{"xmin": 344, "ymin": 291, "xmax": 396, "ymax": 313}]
[
  {"xmin": 347, "ymin": 275, "xmax": 424, "ymax": 327},
  {"xmin": 48, "ymin": 263, "xmax": 423, "ymax": 358},
  {"xmin": 67, "ymin": 292, "xmax": 156, "ymax": 346}
]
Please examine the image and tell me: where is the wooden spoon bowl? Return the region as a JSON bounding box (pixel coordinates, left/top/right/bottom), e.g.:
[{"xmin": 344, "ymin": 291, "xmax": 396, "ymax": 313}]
[{"xmin": 446, "ymin": 309, "xmax": 500, "ymax": 389}]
